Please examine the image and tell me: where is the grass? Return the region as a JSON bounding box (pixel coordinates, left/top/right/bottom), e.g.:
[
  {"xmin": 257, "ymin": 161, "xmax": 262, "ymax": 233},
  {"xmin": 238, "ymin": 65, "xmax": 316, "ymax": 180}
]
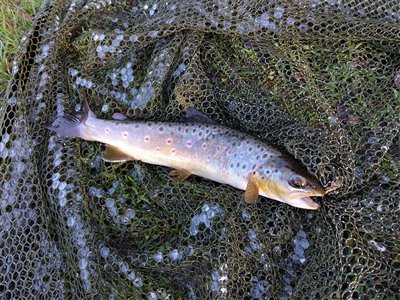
[{"xmin": 0, "ymin": 0, "xmax": 41, "ymax": 98}]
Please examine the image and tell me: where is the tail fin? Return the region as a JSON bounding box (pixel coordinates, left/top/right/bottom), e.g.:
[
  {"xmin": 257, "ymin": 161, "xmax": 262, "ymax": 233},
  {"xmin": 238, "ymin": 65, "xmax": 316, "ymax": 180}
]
[{"xmin": 45, "ymin": 99, "xmax": 97, "ymax": 140}]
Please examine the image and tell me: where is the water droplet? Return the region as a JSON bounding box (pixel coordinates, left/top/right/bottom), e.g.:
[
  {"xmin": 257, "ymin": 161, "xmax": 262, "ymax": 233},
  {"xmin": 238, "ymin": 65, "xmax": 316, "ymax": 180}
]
[
  {"xmin": 100, "ymin": 247, "xmax": 110, "ymax": 258},
  {"xmin": 202, "ymin": 204, "xmax": 210, "ymax": 212},
  {"xmin": 105, "ymin": 198, "xmax": 115, "ymax": 208},
  {"xmin": 199, "ymin": 213, "xmax": 208, "ymax": 223},
  {"xmin": 133, "ymin": 278, "xmax": 143, "ymax": 288},
  {"xmin": 59, "ymin": 197, "xmax": 67, "ymax": 207},
  {"xmin": 51, "ymin": 172, "xmax": 60, "ymax": 181},
  {"xmin": 368, "ymin": 240, "xmax": 386, "ymax": 252},
  {"xmin": 79, "ymin": 258, "xmax": 88, "ymax": 270},
  {"xmin": 119, "ymin": 262, "xmax": 128, "ymax": 273},
  {"xmin": 126, "ymin": 209, "xmax": 136, "ymax": 219},
  {"xmin": 109, "ymin": 206, "xmax": 118, "ymax": 216},
  {"xmin": 153, "ymin": 251, "xmax": 163, "ymax": 263},
  {"xmin": 242, "ymin": 210, "xmax": 251, "ymax": 221},
  {"xmin": 169, "ymin": 249, "xmax": 180, "ymax": 261},
  {"xmin": 191, "ymin": 215, "xmax": 200, "ymax": 226},
  {"xmin": 210, "ymin": 281, "xmax": 219, "ymax": 292},
  {"xmin": 206, "ymin": 210, "xmax": 215, "ymax": 219},
  {"xmin": 299, "ymin": 23, "xmax": 309, "ymax": 31},
  {"xmin": 80, "ymin": 269, "xmax": 89, "ymax": 280},
  {"xmin": 58, "ymin": 181, "xmax": 67, "ymax": 190},
  {"xmin": 328, "ymin": 116, "xmax": 337, "ymax": 124},
  {"xmin": 189, "ymin": 224, "xmax": 199, "ymax": 236},
  {"xmin": 67, "ymin": 217, "xmax": 75, "ymax": 227},
  {"xmin": 148, "ymin": 291, "xmax": 157, "ymax": 300},
  {"xmin": 274, "ymin": 6, "xmax": 284, "ymax": 19},
  {"xmin": 286, "ymin": 18, "xmax": 296, "ymax": 26},
  {"xmin": 250, "ymin": 240, "xmax": 261, "ymax": 251},
  {"xmin": 379, "ymin": 175, "xmax": 389, "ymax": 184},
  {"xmin": 248, "ymin": 229, "xmax": 257, "ymax": 240},
  {"xmin": 127, "ymin": 271, "xmax": 136, "ymax": 280},
  {"xmin": 83, "ymin": 280, "xmax": 91, "ymax": 291}
]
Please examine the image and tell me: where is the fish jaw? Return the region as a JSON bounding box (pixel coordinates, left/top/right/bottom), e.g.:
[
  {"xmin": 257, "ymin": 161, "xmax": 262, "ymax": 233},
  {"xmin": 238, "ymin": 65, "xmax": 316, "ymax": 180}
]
[
  {"xmin": 257, "ymin": 184, "xmax": 321, "ymax": 210},
  {"xmin": 286, "ymin": 196, "xmax": 320, "ymax": 210}
]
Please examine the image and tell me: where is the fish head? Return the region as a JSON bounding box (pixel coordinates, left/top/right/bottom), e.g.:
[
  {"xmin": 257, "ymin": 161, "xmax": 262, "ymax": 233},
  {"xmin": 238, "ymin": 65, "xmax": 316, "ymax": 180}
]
[{"xmin": 253, "ymin": 156, "xmax": 325, "ymax": 209}]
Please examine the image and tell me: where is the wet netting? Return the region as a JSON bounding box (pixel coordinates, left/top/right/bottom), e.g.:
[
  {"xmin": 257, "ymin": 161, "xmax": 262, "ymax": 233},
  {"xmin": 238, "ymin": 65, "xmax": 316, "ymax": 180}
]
[{"xmin": 1, "ymin": 0, "xmax": 400, "ymax": 299}]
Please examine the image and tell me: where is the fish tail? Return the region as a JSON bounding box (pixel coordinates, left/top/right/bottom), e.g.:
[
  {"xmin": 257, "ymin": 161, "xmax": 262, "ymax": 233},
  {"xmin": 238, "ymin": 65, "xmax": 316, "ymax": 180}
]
[{"xmin": 45, "ymin": 99, "xmax": 97, "ymax": 141}]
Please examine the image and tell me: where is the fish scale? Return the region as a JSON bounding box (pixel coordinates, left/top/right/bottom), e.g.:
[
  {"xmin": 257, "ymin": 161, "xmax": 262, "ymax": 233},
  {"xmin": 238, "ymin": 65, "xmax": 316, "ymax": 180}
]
[
  {"xmin": 93, "ymin": 120, "xmax": 271, "ymax": 188},
  {"xmin": 46, "ymin": 101, "xmax": 325, "ymax": 209}
]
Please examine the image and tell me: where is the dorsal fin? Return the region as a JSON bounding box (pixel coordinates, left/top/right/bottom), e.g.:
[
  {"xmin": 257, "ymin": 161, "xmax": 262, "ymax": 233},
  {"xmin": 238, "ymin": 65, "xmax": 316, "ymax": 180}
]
[{"xmin": 185, "ymin": 107, "xmax": 216, "ymax": 124}]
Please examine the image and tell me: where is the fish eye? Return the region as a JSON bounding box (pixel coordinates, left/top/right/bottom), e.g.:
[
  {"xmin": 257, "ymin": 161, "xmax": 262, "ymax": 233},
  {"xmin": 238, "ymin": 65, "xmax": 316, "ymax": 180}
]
[{"xmin": 289, "ymin": 175, "xmax": 307, "ymax": 189}]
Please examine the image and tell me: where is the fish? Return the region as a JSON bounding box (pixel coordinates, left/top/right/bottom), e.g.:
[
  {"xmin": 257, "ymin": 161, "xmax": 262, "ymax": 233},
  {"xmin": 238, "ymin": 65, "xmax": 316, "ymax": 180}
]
[{"xmin": 45, "ymin": 101, "xmax": 325, "ymax": 209}]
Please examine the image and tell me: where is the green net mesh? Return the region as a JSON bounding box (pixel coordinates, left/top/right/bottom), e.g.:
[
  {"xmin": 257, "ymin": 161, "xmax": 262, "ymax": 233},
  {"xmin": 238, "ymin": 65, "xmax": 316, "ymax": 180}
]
[{"xmin": 1, "ymin": 0, "xmax": 399, "ymax": 299}]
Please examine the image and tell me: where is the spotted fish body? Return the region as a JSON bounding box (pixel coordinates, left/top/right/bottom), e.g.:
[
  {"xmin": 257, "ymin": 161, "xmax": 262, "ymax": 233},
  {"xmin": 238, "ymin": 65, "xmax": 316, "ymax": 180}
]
[
  {"xmin": 46, "ymin": 101, "xmax": 325, "ymax": 209},
  {"xmin": 91, "ymin": 119, "xmax": 277, "ymax": 189}
]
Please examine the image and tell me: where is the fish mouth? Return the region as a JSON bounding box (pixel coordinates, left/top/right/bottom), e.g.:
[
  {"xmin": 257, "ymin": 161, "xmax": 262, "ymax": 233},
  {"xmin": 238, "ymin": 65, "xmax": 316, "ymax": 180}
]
[
  {"xmin": 291, "ymin": 196, "xmax": 320, "ymax": 210},
  {"xmin": 315, "ymin": 186, "xmax": 326, "ymax": 197}
]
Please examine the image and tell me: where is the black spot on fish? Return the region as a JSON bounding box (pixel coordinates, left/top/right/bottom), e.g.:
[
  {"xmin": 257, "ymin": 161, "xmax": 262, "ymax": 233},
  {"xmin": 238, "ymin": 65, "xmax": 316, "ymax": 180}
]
[
  {"xmin": 249, "ymin": 147, "xmax": 252, "ymax": 152},
  {"xmin": 252, "ymin": 164, "xmax": 256, "ymax": 170},
  {"xmin": 193, "ymin": 129, "xmax": 197, "ymax": 133},
  {"xmin": 242, "ymin": 165, "xmax": 246, "ymax": 169},
  {"xmin": 266, "ymin": 170, "xmax": 271, "ymax": 174},
  {"xmin": 256, "ymin": 155, "xmax": 260, "ymax": 160},
  {"xmin": 262, "ymin": 154, "xmax": 268, "ymax": 159},
  {"xmin": 135, "ymin": 124, "xmax": 140, "ymax": 128},
  {"xmin": 236, "ymin": 163, "xmax": 240, "ymax": 168},
  {"xmin": 159, "ymin": 127, "xmax": 164, "ymax": 132},
  {"xmin": 230, "ymin": 163, "xmax": 233, "ymax": 168},
  {"xmin": 198, "ymin": 132, "xmax": 202, "ymax": 137},
  {"xmin": 274, "ymin": 169, "xmax": 278, "ymax": 173},
  {"xmin": 261, "ymin": 176, "xmax": 265, "ymax": 180},
  {"xmin": 185, "ymin": 128, "xmax": 189, "ymax": 133}
]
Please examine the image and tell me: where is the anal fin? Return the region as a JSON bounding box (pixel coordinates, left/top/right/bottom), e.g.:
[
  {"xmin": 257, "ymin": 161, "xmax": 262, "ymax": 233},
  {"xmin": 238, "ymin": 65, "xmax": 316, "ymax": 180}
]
[
  {"xmin": 102, "ymin": 145, "xmax": 135, "ymax": 162},
  {"xmin": 169, "ymin": 169, "xmax": 192, "ymax": 182},
  {"xmin": 244, "ymin": 174, "xmax": 259, "ymax": 204}
]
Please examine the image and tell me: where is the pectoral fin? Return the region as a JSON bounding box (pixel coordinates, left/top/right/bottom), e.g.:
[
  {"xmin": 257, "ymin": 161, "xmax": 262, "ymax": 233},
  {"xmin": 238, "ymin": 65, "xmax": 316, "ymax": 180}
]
[
  {"xmin": 244, "ymin": 174, "xmax": 259, "ymax": 204},
  {"xmin": 169, "ymin": 169, "xmax": 192, "ymax": 182},
  {"xmin": 102, "ymin": 145, "xmax": 135, "ymax": 162}
]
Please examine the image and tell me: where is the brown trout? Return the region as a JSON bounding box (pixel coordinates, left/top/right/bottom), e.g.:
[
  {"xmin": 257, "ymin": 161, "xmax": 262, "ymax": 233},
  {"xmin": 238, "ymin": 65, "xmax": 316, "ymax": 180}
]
[{"xmin": 46, "ymin": 101, "xmax": 325, "ymax": 209}]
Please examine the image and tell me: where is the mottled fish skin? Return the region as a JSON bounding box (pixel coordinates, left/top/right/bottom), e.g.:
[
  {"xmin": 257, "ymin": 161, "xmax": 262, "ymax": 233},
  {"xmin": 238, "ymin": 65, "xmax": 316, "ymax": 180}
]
[
  {"xmin": 46, "ymin": 102, "xmax": 325, "ymax": 209},
  {"xmin": 89, "ymin": 118, "xmax": 279, "ymax": 190}
]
